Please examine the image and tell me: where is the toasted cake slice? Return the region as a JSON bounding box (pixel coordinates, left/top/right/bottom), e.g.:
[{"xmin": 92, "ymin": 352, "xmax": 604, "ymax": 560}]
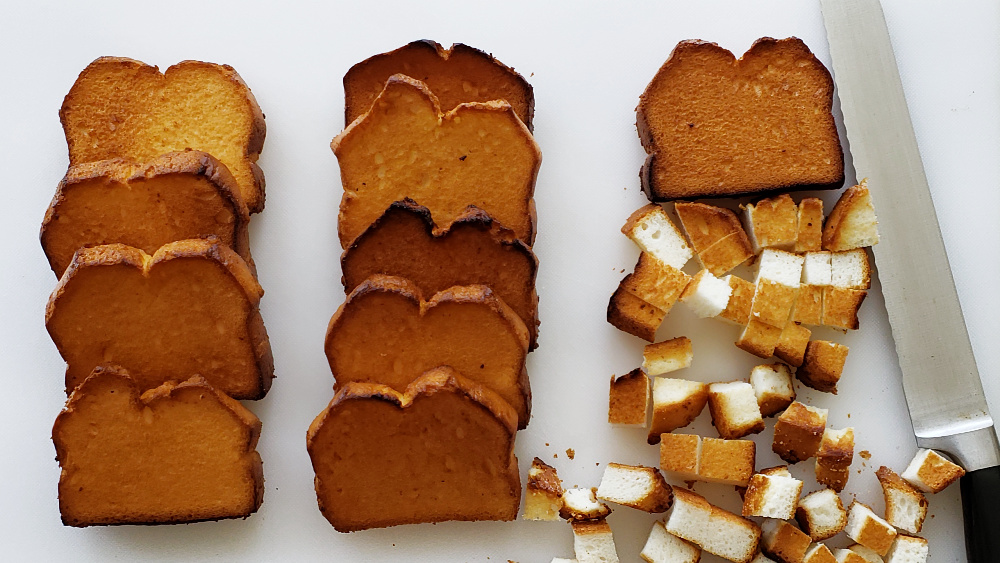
[
  {"xmin": 334, "ymin": 75, "xmax": 540, "ymax": 247},
  {"xmin": 344, "ymin": 40, "xmax": 534, "ymax": 130},
  {"xmin": 306, "ymin": 367, "xmax": 520, "ymax": 532},
  {"xmin": 637, "ymin": 38, "xmax": 843, "ymax": 200},
  {"xmin": 41, "ymin": 151, "xmax": 252, "ymax": 278},
  {"xmin": 45, "ymin": 240, "xmax": 273, "ymax": 399},
  {"xmin": 60, "ymin": 57, "xmax": 266, "ymax": 213},
  {"xmin": 325, "ymin": 274, "xmax": 530, "ymax": 427},
  {"xmin": 52, "ymin": 365, "xmax": 263, "ymax": 526},
  {"xmin": 342, "ymin": 200, "xmax": 539, "ymax": 348}
]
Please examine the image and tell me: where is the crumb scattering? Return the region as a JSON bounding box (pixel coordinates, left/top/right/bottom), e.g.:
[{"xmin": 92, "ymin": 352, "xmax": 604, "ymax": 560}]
[
  {"xmin": 859, "ymin": 450, "xmax": 871, "ymax": 460},
  {"xmin": 566, "ymin": 448, "xmax": 576, "ymax": 460}
]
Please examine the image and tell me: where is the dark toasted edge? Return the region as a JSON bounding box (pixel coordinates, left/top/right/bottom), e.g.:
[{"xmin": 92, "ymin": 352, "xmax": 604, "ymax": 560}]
[
  {"xmin": 324, "ymin": 274, "xmax": 530, "ymax": 427},
  {"xmin": 340, "ymin": 199, "xmax": 540, "ymax": 348},
  {"xmin": 45, "ymin": 239, "xmax": 273, "ymax": 399},
  {"xmin": 528, "ymin": 457, "xmax": 564, "ymax": 496},
  {"xmin": 305, "ymin": 367, "xmax": 521, "ymax": 530},
  {"xmin": 60, "ymin": 57, "xmax": 267, "ymax": 214},
  {"xmin": 636, "ymin": 37, "xmax": 845, "ymax": 202},
  {"xmin": 343, "ymin": 40, "xmax": 534, "ymax": 131},
  {"xmin": 41, "ymin": 150, "xmax": 254, "ymax": 278},
  {"xmin": 54, "ymin": 365, "xmax": 264, "ymax": 526}
]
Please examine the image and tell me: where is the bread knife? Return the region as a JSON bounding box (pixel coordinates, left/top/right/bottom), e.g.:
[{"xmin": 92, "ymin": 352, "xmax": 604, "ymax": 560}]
[{"xmin": 820, "ymin": 0, "xmax": 1000, "ymax": 559}]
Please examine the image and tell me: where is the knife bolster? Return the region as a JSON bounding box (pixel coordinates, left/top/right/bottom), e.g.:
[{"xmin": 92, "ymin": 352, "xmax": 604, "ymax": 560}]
[{"xmin": 917, "ymin": 424, "xmax": 1000, "ymax": 473}]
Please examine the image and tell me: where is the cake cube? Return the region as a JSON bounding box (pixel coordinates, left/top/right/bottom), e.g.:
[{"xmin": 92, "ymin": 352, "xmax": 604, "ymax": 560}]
[
  {"xmin": 822, "ymin": 180, "xmax": 880, "ymax": 251},
  {"xmin": 751, "ymin": 279, "xmax": 800, "ymax": 328},
  {"xmin": 742, "ymin": 466, "xmax": 803, "ymax": 519},
  {"xmin": 624, "ymin": 204, "xmax": 693, "ymax": 269},
  {"xmin": 761, "ymin": 519, "xmax": 811, "ymax": 563},
  {"xmin": 901, "ymin": 449, "xmax": 966, "ymax": 493},
  {"xmin": 572, "ymin": 518, "xmax": 620, "ymax": 563},
  {"xmin": 885, "ymin": 535, "xmax": 928, "ymax": 563},
  {"xmin": 700, "ymin": 437, "xmax": 756, "ymax": 487},
  {"xmin": 680, "ymin": 269, "xmax": 734, "ymax": 318},
  {"xmin": 774, "ymin": 322, "xmax": 811, "ymax": 367},
  {"xmin": 640, "ymin": 520, "xmax": 701, "ymax": 563},
  {"xmin": 793, "ymin": 285, "xmax": 825, "ymax": 326},
  {"xmin": 719, "ymin": 275, "xmax": 755, "ymax": 325},
  {"xmin": 796, "ymin": 488, "xmax": 847, "ymax": 541},
  {"xmin": 876, "ymin": 466, "xmax": 928, "ymax": 534},
  {"xmin": 796, "ymin": 197, "xmax": 825, "ymax": 252},
  {"xmin": 815, "ymin": 427, "xmax": 855, "ymax": 492},
  {"xmin": 804, "ymin": 543, "xmax": 838, "ymax": 563},
  {"xmin": 797, "ymin": 340, "xmax": 849, "ymax": 394},
  {"xmin": 659, "ymin": 433, "xmax": 701, "ymax": 481},
  {"xmin": 524, "ymin": 457, "xmax": 564, "ymax": 521},
  {"xmin": 648, "ymin": 378, "xmax": 709, "ymax": 444},
  {"xmin": 802, "ymin": 251, "xmax": 833, "ymax": 286},
  {"xmin": 596, "ymin": 463, "xmax": 673, "ymax": 513},
  {"xmin": 707, "ymin": 382, "xmax": 765, "ymax": 439},
  {"xmin": 752, "ymin": 554, "xmax": 779, "ymax": 563},
  {"xmin": 757, "ymin": 248, "xmax": 805, "ymax": 288},
  {"xmin": 830, "ymin": 249, "xmax": 871, "ymax": 289},
  {"xmin": 561, "ymin": 488, "xmax": 612, "ymax": 521},
  {"xmin": 845, "ymin": 502, "xmax": 896, "ymax": 556},
  {"xmin": 643, "ymin": 337, "xmax": 693, "ymax": 376},
  {"xmin": 822, "ymin": 287, "xmax": 867, "ymax": 330},
  {"xmin": 773, "ymin": 402, "xmax": 828, "ymax": 463},
  {"xmin": 608, "ymin": 284, "xmax": 666, "ymax": 341},
  {"xmin": 750, "ymin": 363, "xmax": 795, "ymax": 417},
  {"xmin": 622, "ymin": 252, "xmax": 692, "ymax": 311},
  {"xmin": 608, "ymin": 369, "xmax": 649, "ymax": 427},
  {"xmin": 835, "ymin": 544, "xmax": 886, "ymax": 563},
  {"xmin": 744, "ymin": 194, "xmax": 799, "ymax": 253},
  {"xmin": 666, "ymin": 488, "xmax": 761, "ymax": 563},
  {"xmin": 675, "ymin": 201, "xmax": 753, "ymax": 276},
  {"xmin": 736, "ymin": 319, "xmax": 782, "ymax": 358}
]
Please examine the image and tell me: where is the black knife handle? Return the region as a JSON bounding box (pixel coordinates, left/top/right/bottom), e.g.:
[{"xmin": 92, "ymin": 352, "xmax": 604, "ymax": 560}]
[{"xmin": 962, "ymin": 465, "xmax": 1000, "ymax": 562}]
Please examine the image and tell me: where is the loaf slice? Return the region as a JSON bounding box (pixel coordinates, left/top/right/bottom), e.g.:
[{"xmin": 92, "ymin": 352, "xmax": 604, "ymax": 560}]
[
  {"xmin": 325, "ymin": 274, "xmax": 530, "ymax": 427},
  {"xmin": 52, "ymin": 365, "xmax": 262, "ymax": 526},
  {"xmin": 637, "ymin": 37, "xmax": 844, "ymax": 200},
  {"xmin": 343, "ymin": 40, "xmax": 534, "ymax": 130},
  {"xmin": 41, "ymin": 151, "xmax": 252, "ymax": 278},
  {"xmin": 60, "ymin": 57, "xmax": 266, "ymax": 213},
  {"xmin": 306, "ymin": 367, "xmax": 520, "ymax": 532},
  {"xmin": 45, "ymin": 239, "xmax": 273, "ymax": 399},
  {"xmin": 342, "ymin": 200, "xmax": 539, "ymax": 348},
  {"xmin": 333, "ymin": 75, "xmax": 541, "ymax": 247}
]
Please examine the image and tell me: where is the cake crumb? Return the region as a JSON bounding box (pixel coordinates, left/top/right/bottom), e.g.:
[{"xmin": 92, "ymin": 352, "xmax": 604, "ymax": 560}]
[
  {"xmin": 859, "ymin": 450, "xmax": 871, "ymax": 460},
  {"xmin": 566, "ymin": 448, "xmax": 576, "ymax": 460}
]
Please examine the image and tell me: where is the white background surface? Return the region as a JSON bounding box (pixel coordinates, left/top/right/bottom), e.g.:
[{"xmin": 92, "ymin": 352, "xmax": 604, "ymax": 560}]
[{"xmin": 1, "ymin": 1, "xmax": 997, "ymax": 561}]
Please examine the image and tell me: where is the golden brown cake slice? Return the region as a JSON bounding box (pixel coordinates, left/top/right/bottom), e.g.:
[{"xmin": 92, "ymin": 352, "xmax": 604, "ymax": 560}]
[
  {"xmin": 344, "ymin": 40, "xmax": 534, "ymax": 130},
  {"xmin": 333, "ymin": 75, "xmax": 541, "ymax": 247},
  {"xmin": 325, "ymin": 274, "xmax": 530, "ymax": 427},
  {"xmin": 52, "ymin": 365, "xmax": 263, "ymax": 526},
  {"xmin": 41, "ymin": 151, "xmax": 252, "ymax": 278},
  {"xmin": 60, "ymin": 57, "xmax": 266, "ymax": 213},
  {"xmin": 637, "ymin": 37, "xmax": 844, "ymax": 200},
  {"xmin": 306, "ymin": 367, "xmax": 520, "ymax": 531},
  {"xmin": 341, "ymin": 199, "xmax": 539, "ymax": 348},
  {"xmin": 45, "ymin": 239, "xmax": 273, "ymax": 399}
]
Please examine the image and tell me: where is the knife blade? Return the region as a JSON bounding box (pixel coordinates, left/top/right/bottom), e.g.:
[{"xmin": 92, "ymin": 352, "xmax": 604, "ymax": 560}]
[{"xmin": 820, "ymin": 0, "xmax": 1000, "ymax": 559}]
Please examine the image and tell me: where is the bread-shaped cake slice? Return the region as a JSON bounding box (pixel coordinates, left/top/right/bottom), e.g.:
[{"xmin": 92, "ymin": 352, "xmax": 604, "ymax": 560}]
[
  {"xmin": 41, "ymin": 150, "xmax": 252, "ymax": 278},
  {"xmin": 637, "ymin": 37, "xmax": 844, "ymax": 200},
  {"xmin": 333, "ymin": 75, "xmax": 541, "ymax": 247},
  {"xmin": 60, "ymin": 57, "xmax": 266, "ymax": 213},
  {"xmin": 344, "ymin": 40, "xmax": 534, "ymax": 130},
  {"xmin": 46, "ymin": 239, "xmax": 273, "ymax": 399},
  {"xmin": 325, "ymin": 274, "xmax": 530, "ymax": 427},
  {"xmin": 306, "ymin": 367, "xmax": 520, "ymax": 531},
  {"xmin": 342, "ymin": 199, "xmax": 539, "ymax": 348},
  {"xmin": 52, "ymin": 365, "xmax": 262, "ymax": 526}
]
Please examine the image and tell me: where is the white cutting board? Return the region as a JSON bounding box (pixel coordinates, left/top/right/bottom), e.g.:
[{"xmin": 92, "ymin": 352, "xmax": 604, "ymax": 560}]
[{"xmin": 0, "ymin": 1, "xmax": 996, "ymax": 561}]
